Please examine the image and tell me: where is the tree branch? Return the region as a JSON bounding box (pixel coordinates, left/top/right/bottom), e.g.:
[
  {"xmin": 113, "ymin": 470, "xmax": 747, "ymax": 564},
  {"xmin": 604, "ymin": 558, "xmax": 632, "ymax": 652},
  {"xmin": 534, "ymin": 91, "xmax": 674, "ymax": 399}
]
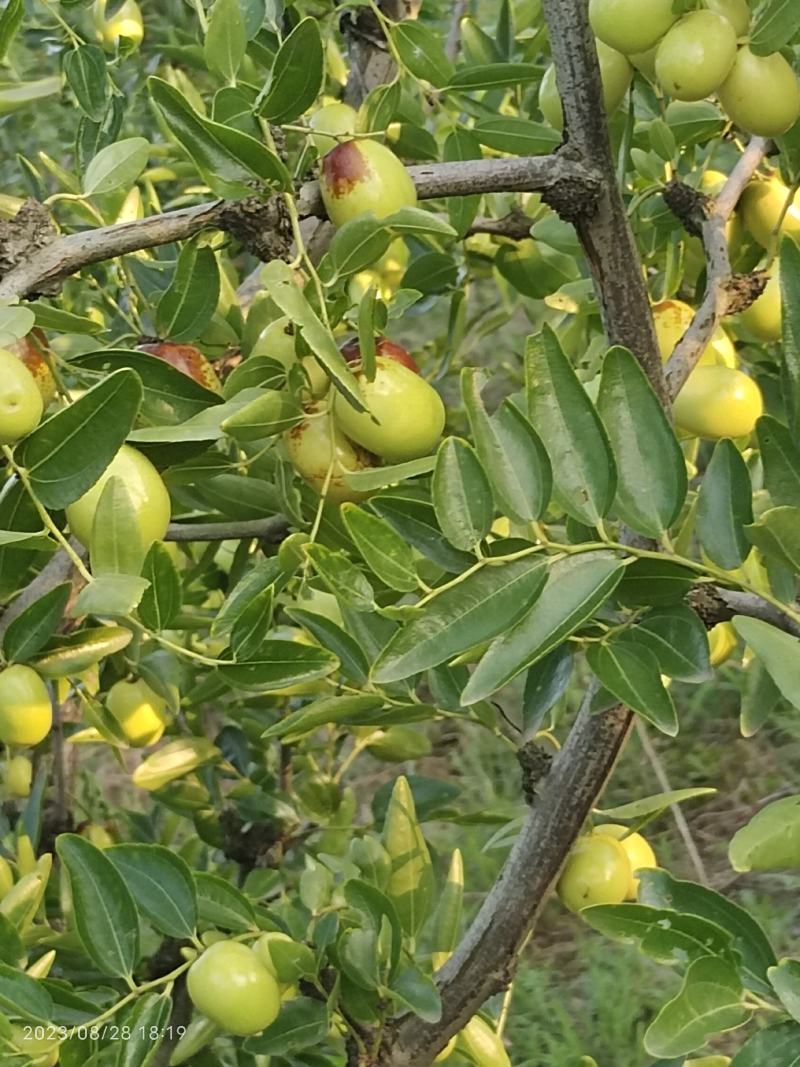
[
  {"xmin": 165, "ymin": 517, "xmax": 289, "ymax": 542},
  {"xmin": 0, "ymin": 155, "xmax": 598, "ymax": 302},
  {"xmin": 664, "ymin": 137, "xmax": 770, "ymax": 398}
]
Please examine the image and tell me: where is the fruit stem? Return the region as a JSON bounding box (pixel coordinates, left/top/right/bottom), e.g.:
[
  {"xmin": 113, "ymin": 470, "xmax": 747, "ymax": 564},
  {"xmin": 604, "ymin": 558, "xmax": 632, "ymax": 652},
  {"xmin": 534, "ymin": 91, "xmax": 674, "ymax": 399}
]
[{"xmin": 2, "ymin": 447, "xmax": 93, "ymax": 583}]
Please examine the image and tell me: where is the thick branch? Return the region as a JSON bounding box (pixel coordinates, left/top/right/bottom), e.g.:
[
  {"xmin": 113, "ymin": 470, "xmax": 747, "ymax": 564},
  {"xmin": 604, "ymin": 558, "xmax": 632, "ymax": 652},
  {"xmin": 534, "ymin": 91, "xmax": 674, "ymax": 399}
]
[
  {"xmin": 664, "ymin": 137, "xmax": 770, "ymax": 398},
  {"xmin": 0, "ymin": 156, "xmax": 597, "ymax": 302}
]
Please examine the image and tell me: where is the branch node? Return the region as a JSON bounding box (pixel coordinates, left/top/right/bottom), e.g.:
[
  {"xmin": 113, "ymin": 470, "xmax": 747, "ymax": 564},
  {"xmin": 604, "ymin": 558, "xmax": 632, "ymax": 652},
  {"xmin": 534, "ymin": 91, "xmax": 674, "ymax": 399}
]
[
  {"xmin": 541, "ymin": 174, "xmax": 600, "ymax": 223},
  {"xmin": 662, "ymin": 178, "xmax": 709, "ymax": 238},
  {"xmin": 0, "ymin": 199, "xmax": 58, "ymax": 293},
  {"xmin": 517, "ymin": 741, "xmax": 553, "ymax": 805},
  {"xmin": 219, "ymin": 194, "xmax": 293, "ymax": 263},
  {"xmin": 725, "ymin": 270, "xmax": 768, "ymax": 315}
]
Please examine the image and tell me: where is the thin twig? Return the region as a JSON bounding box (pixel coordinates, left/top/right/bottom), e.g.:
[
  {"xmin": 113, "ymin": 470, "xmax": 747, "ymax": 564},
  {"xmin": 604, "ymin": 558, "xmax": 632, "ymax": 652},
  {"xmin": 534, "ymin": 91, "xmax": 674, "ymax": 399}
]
[{"xmin": 165, "ymin": 516, "xmax": 289, "ymax": 542}]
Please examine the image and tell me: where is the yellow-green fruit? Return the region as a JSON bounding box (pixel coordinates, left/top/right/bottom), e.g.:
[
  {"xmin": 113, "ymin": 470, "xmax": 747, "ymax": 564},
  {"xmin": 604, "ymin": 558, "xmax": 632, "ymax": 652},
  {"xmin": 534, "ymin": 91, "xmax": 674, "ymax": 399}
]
[
  {"xmin": 367, "ymin": 725, "xmax": 432, "ymax": 762},
  {"xmin": 630, "ymin": 47, "xmax": 658, "ymax": 81},
  {"xmin": 672, "ymin": 366, "xmax": 763, "ymax": 440},
  {"xmin": 309, "ymin": 102, "xmax": 358, "ymax": 156},
  {"xmin": 251, "ymin": 316, "xmax": 329, "ymax": 398},
  {"xmin": 686, "ymin": 1058, "xmax": 731, "ymax": 1067},
  {"xmin": 320, "ymin": 139, "xmax": 417, "ymax": 227},
  {"xmin": 588, "ymin": 0, "xmax": 676, "ymax": 54},
  {"xmin": 0, "ymin": 347, "xmax": 44, "ymax": 445},
  {"xmin": 594, "ymin": 824, "xmax": 657, "ymax": 899},
  {"xmin": 3, "ymin": 755, "xmax": 32, "ymax": 798},
  {"xmin": 10, "ymin": 1025, "xmax": 60, "ymax": 1067},
  {"xmin": 349, "ymin": 268, "xmax": 394, "ymax": 304},
  {"xmin": 0, "ymin": 666, "xmax": 52, "ymax": 747},
  {"xmin": 540, "ymin": 41, "xmax": 632, "ymax": 128},
  {"xmin": 740, "ymin": 271, "xmax": 781, "ymax": 342},
  {"xmin": 740, "ymin": 178, "xmax": 800, "ymax": 250},
  {"xmin": 94, "ymin": 0, "xmax": 143, "ymax": 48},
  {"xmin": 66, "ymin": 444, "xmax": 171, "ymax": 554},
  {"xmin": 106, "ymin": 678, "xmax": 170, "ymax": 748},
  {"xmin": 187, "ymin": 940, "xmax": 281, "ymax": 1037},
  {"xmin": 376, "ymin": 238, "xmax": 409, "ymax": 286},
  {"xmin": 655, "ymin": 12, "xmax": 737, "ymax": 102},
  {"xmin": 0, "ymin": 856, "xmax": 13, "ymax": 897},
  {"xmin": 457, "ymin": 1016, "xmax": 512, "ymax": 1067},
  {"xmin": 82, "ymin": 823, "xmax": 115, "ymax": 848},
  {"xmin": 719, "ymin": 47, "xmax": 800, "ymax": 137},
  {"xmin": 557, "ymin": 834, "xmax": 631, "ymax": 912},
  {"xmin": 284, "ymin": 410, "xmax": 374, "ymax": 503},
  {"xmin": 703, "ymin": 0, "xmax": 750, "ymax": 35},
  {"xmin": 652, "ymin": 300, "xmax": 737, "ymax": 368},
  {"xmin": 253, "ymin": 930, "xmax": 299, "ymax": 996},
  {"xmin": 708, "ymin": 621, "xmax": 738, "ymax": 666},
  {"xmin": 333, "ymin": 357, "xmax": 446, "ymax": 462}
]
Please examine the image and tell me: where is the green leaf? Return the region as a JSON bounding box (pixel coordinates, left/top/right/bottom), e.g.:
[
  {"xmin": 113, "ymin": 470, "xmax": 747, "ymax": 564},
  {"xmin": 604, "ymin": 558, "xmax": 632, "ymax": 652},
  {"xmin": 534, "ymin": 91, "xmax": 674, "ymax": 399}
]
[
  {"xmin": 0, "ymin": 76, "xmax": 62, "ymax": 115},
  {"xmin": 116, "ymin": 994, "xmax": 172, "ymax": 1067},
  {"xmin": 83, "ymin": 137, "xmax": 149, "ymax": 196},
  {"xmin": 526, "ymin": 327, "xmax": 616, "ymax": 525},
  {"xmin": 665, "ymin": 100, "xmax": 725, "ymax": 145},
  {"xmin": 260, "ymin": 260, "xmax": 363, "ymax": 411},
  {"xmin": 462, "ymin": 552, "xmax": 625, "ymax": 704},
  {"xmin": 638, "ymin": 869, "xmax": 777, "ymax": 993},
  {"xmin": 447, "ymin": 62, "xmax": 539, "ymax": 90},
  {"xmin": 582, "ymin": 904, "xmax": 735, "ymax": 969},
  {"xmin": 325, "ymin": 215, "xmax": 391, "ymax": 281},
  {"xmin": 780, "ymin": 237, "xmax": 800, "ymax": 436},
  {"xmin": 587, "ymin": 640, "xmax": 678, "ymax": 736},
  {"xmin": 90, "ymin": 476, "xmax": 143, "ymax": 576},
  {"xmin": 56, "ymin": 834, "xmax": 139, "ymax": 980},
  {"xmin": 204, "ymin": 0, "xmax": 246, "ymax": 80},
  {"xmin": 729, "ymin": 795, "xmax": 800, "ymax": 871},
  {"xmin": 757, "ymin": 415, "xmax": 800, "ymax": 508},
  {"xmin": 259, "ymin": 18, "xmax": 323, "ymax": 123},
  {"xmin": 390, "ymin": 21, "xmax": 454, "ymax": 88},
  {"xmin": 286, "ymin": 608, "xmax": 369, "ymax": 685},
  {"xmin": 443, "ymin": 128, "xmax": 481, "ymax": 238},
  {"xmin": 132, "ymin": 738, "xmax": 220, "ymax": 792},
  {"xmin": 362, "ymin": 79, "xmax": 401, "ymax": 133},
  {"xmin": 32, "ymin": 625, "xmax": 132, "ymax": 678},
  {"xmin": 231, "ymin": 585, "xmax": 274, "ymax": 661},
  {"xmin": 389, "ymin": 965, "xmax": 442, "ymax": 1022},
  {"xmin": 138, "ymin": 543, "xmax": 181, "ymax": 631},
  {"xmin": 194, "ymin": 871, "xmax": 256, "ymax": 931},
  {"xmin": 745, "ymin": 506, "xmax": 800, "ymax": 571},
  {"xmin": 70, "ymin": 349, "xmax": 221, "ymax": 427},
  {"xmin": 697, "ymin": 439, "xmax": 754, "ymax": 569},
  {"xmin": 342, "ymin": 504, "xmax": 418, "ymax": 592},
  {"xmin": 71, "ymin": 574, "xmax": 149, "ymax": 617},
  {"xmin": 0, "ymin": 529, "xmax": 51, "ymax": 550},
  {"xmin": 522, "ymin": 644, "xmax": 573, "ymax": 737},
  {"xmin": 0, "ymin": 963, "xmax": 53, "ymax": 1022},
  {"xmin": 148, "ymin": 77, "xmax": 289, "ymax": 198},
  {"xmin": 623, "ymin": 605, "xmax": 711, "ymax": 682},
  {"xmin": 344, "ymin": 456, "xmax": 436, "ymax": 493},
  {"xmin": 596, "ymin": 346, "xmax": 686, "ymax": 538},
  {"xmin": 382, "ymin": 776, "xmax": 434, "ymax": 937},
  {"xmin": 21, "ymin": 369, "xmax": 142, "ymax": 509},
  {"xmin": 750, "ymin": 0, "xmax": 800, "ymax": 56},
  {"xmin": 304, "ymin": 542, "xmax": 374, "ymax": 611},
  {"xmin": 107, "ymin": 844, "xmax": 197, "ymax": 940},
  {"xmin": 2, "ymin": 583, "xmax": 70, "ymax": 663},
  {"xmin": 473, "ymin": 117, "xmax": 560, "ymax": 156},
  {"xmin": 63, "ymin": 45, "xmax": 108, "ymax": 121},
  {"xmin": 430, "ymin": 849, "xmax": 463, "ymax": 956},
  {"xmin": 262, "ymin": 694, "xmax": 384, "ymax": 743},
  {"xmin": 644, "ymin": 956, "xmax": 748, "ymax": 1058},
  {"xmin": 218, "ymin": 640, "xmax": 339, "ymax": 692},
  {"xmin": 220, "ymin": 389, "xmax": 302, "ymax": 441},
  {"xmin": 432, "ymin": 437, "xmax": 493, "ymax": 551},
  {"xmin": 156, "ymin": 241, "xmax": 220, "ymax": 343},
  {"xmin": 244, "ymin": 997, "xmax": 329, "ymax": 1055},
  {"xmin": 730, "ymin": 1022, "xmax": 800, "ymax": 1066},
  {"xmin": 731, "ymin": 616, "xmax": 800, "ymax": 712},
  {"xmin": 616, "ymin": 558, "xmax": 695, "ymax": 607},
  {"xmin": 741, "ymin": 656, "xmax": 782, "ymax": 738},
  {"xmin": 462, "ymin": 369, "xmax": 552, "ymax": 523},
  {"xmin": 0, "ymin": 0, "xmax": 24, "ymax": 63},
  {"xmin": 370, "ymin": 494, "xmax": 474, "ymax": 573},
  {"xmin": 597, "ymin": 789, "xmax": 716, "ymax": 820},
  {"xmin": 769, "ymin": 960, "xmax": 800, "ymax": 1022},
  {"xmin": 384, "ymin": 207, "xmax": 457, "ymax": 240},
  {"xmin": 373, "ymin": 556, "xmax": 548, "ymax": 684}
]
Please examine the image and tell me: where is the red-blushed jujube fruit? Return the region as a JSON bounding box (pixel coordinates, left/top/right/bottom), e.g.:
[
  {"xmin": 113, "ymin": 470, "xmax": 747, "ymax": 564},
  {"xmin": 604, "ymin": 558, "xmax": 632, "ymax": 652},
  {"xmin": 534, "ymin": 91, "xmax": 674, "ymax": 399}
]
[
  {"xmin": 137, "ymin": 340, "xmax": 222, "ymax": 393},
  {"xmin": 320, "ymin": 139, "xmax": 417, "ymax": 227},
  {"xmin": 284, "ymin": 409, "xmax": 376, "ymax": 502},
  {"xmin": 340, "ymin": 336, "xmax": 420, "ymax": 374},
  {"xmin": 0, "ymin": 348, "xmax": 43, "ymax": 445}
]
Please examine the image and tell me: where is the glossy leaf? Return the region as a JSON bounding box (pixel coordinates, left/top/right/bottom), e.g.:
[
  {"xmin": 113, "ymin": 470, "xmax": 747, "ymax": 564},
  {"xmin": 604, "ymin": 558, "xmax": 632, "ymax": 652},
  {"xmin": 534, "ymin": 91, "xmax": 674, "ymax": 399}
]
[
  {"xmin": 259, "ymin": 18, "xmax": 323, "ymax": 123},
  {"xmin": 83, "ymin": 137, "xmax": 149, "ymax": 196},
  {"xmin": 473, "ymin": 117, "xmax": 560, "ymax": 155},
  {"xmin": 326, "ymin": 215, "xmax": 391, "ymax": 281},
  {"xmin": 107, "ymin": 844, "xmax": 197, "ymax": 939},
  {"xmin": 522, "ymin": 644, "xmax": 573, "ymax": 737},
  {"xmin": 194, "ymin": 871, "xmax": 256, "ymax": 931},
  {"xmin": 71, "ymin": 575, "xmax": 149, "ymax": 617},
  {"xmin": 286, "ymin": 608, "xmax": 369, "ymax": 685},
  {"xmin": 56, "ymin": 834, "xmax": 139, "ymax": 980},
  {"xmin": 2, "ymin": 582, "xmax": 70, "ymax": 663},
  {"xmin": 781, "ymin": 237, "xmax": 800, "ymax": 436},
  {"xmin": 729, "ymin": 795, "xmax": 800, "ymax": 872},
  {"xmin": 0, "ymin": 963, "xmax": 53, "ymax": 1021},
  {"xmin": 63, "ymin": 45, "xmax": 108, "ymax": 121},
  {"xmin": 447, "ymin": 62, "xmax": 539, "ymax": 90},
  {"xmin": 372, "ymin": 556, "xmax": 548, "ymax": 683},
  {"xmin": 244, "ymin": 997, "xmax": 329, "ymax": 1055},
  {"xmin": 116, "ymin": 994, "xmax": 172, "ymax": 1067},
  {"xmin": 0, "ymin": 0, "xmax": 23, "ymax": 63},
  {"xmin": 204, "ymin": 0, "xmax": 246, "ymax": 80},
  {"xmin": 597, "ymin": 346, "xmax": 686, "ymax": 538},
  {"xmin": 132, "ymin": 738, "xmax": 220, "ymax": 792},
  {"xmin": 390, "ymin": 20, "xmax": 454, "ymax": 88},
  {"xmin": 644, "ymin": 956, "xmax": 748, "ymax": 1058},
  {"xmin": 382, "ymin": 776, "xmax": 434, "ymax": 937},
  {"xmin": 582, "ymin": 903, "xmax": 735, "ymax": 968},
  {"xmin": 432, "ymin": 437, "xmax": 493, "ymax": 551},
  {"xmin": 443, "ymin": 128, "xmax": 481, "ymax": 237},
  {"xmin": 623, "ymin": 605, "xmax": 711, "ymax": 683},
  {"xmin": 156, "ymin": 240, "xmax": 220, "ymax": 343},
  {"xmin": 745, "ymin": 506, "xmax": 800, "ymax": 572},
  {"xmin": 342, "ymin": 504, "xmax": 418, "ymax": 592},
  {"xmin": 757, "ymin": 415, "xmax": 800, "ymax": 508},
  {"xmin": 750, "ymin": 0, "xmax": 800, "ymax": 56},
  {"xmin": 769, "ymin": 960, "xmax": 800, "ymax": 1023},
  {"xmin": 462, "ymin": 368, "xmax": 552, "ymax": 522},
  {"xmin": 32, "ymin": 626, "xmax": 133, "ymax": 678},
  {"xmin": 138, "ymin": 543, "xmax": 181, "ymax": 631},
  {"xmin": 20, "ymin": 369, "xmax": 142, "ymax": 509},
  {"xmin": 219, "ymin": 640, "xmax": 338, "ymax": 692},
  {"xmin": 231, "ymin": 585, "xmax": 274, "ymax": 661},
  {"xmin": 587, "ymin": 640, "xmax": 678, "ymax": 736},
  {"xmin": 731, "ymin": 1022, "xmax": 800, "ymax": 1066},
  {"xmin": 304, "ymin": 543, "xmax": 375, "ymax": 611},
  {"xmin": 697, "ymin": 439, "xmax": 753, "ymax": 569},
  {"xmin": 90, "ymin": 476, "xmax": 143, "ymax": 576},
  {"xmin": 462, "ymin": 552, "xmax": 625, "ymax": 705},
  {"xmin": 220, "ymin": 389, "xmax": 302, "ymax": 441},
  {"xmin": 597, "ymin": 789, "xmax": 716, "ymax": 820},
  {"xmin": 263, "ymin": 694, "xmax": 384, "ymax": 743},
  {"xmin": 526, "ymin": 327, "xmax": 616, "ymax": 525},
  {"xmin": 370, "ymin": 494, "xmax": 474, "ymax": 573},
  {"xmin": 732, "ymin": 616, "xmax": 800, "ymax": 712}
]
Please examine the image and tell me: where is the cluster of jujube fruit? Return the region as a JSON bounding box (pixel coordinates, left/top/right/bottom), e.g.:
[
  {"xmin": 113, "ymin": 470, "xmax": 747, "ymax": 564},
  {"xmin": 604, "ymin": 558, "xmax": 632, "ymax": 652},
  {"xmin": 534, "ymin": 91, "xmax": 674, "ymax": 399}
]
[{"xmin": 541, "ymin": 0, "xmax": 800, "ymax": 138}]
